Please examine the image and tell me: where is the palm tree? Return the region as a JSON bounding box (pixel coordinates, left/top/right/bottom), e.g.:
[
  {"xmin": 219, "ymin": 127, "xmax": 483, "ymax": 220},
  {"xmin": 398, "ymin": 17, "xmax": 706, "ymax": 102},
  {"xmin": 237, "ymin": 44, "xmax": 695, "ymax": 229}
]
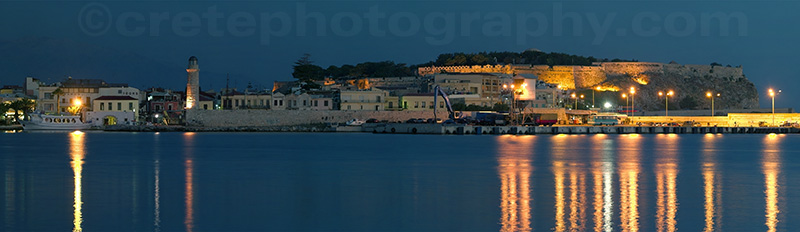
[
  {"xmin": 0, "ymin": 102, "xmax": 10, "ymax": 124},
  {"xmin": 52, "ymin": 88, "xmax": 64, "ymax": 113},
  {"xmin": 9, "ymin": 99, "xmax": 36, "ymax": 121}
]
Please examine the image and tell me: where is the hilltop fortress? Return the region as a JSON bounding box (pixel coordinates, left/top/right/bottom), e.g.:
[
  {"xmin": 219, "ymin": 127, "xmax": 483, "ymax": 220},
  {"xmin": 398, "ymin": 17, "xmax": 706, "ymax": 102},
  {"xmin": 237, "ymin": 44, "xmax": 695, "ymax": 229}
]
[{"xmin": 418, "ymin": 62, "xmax": 758, "ymax": 110}]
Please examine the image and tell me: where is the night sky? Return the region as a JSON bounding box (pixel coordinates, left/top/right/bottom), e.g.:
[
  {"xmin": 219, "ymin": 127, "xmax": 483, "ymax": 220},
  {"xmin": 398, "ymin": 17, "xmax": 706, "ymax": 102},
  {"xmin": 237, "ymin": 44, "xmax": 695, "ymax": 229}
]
[{"xmin": 1, "ymin": 1, "xmax": 798, "ymax": 109}]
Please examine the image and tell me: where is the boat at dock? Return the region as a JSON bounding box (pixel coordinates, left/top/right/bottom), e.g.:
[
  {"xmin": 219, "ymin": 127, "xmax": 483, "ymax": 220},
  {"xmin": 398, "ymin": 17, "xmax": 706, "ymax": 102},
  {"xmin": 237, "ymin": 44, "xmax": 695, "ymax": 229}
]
[{"xmin": 20, "ymin": 113, "xmax": 92, "ymax": 130}]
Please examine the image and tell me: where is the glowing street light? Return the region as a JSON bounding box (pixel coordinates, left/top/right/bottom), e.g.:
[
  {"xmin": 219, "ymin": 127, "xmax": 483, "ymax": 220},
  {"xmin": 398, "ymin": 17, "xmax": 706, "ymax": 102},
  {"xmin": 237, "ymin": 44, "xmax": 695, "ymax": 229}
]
[
  {"xmin": 604, "ymin": 102, "xmax": 612, "ymax": 109},
  {"xmin": 571, "ymin": 93, "xmax": 577, "ymax": 109},
  {"xmin": 621, "ymin": 93, "xmax": 628, "ymax": 116},
  {"xmin": 768, "ymin": 89, "xmax": 780, "ymax": 126},
  {"xmin": 706, "ymin": 91, "xmax": 720, "ymax": 116},
  {"xmin": 659, "ymin": 90, "xmax": 674, "ymax": 117},
  {"xmin": 629, "ymin": 87, "xmax": 636, "ymax": 116}
]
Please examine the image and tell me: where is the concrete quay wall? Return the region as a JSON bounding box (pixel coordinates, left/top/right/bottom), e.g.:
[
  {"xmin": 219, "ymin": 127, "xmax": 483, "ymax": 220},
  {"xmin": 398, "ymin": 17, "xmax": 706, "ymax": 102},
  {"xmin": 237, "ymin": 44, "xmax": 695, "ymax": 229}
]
[
  {"xmin": 186, "ymin": 109, "xmax": 437, "ymax": 127},
  {"xmin": 369, "ymin": 124, "xmax": 799, "ymax": 135}
]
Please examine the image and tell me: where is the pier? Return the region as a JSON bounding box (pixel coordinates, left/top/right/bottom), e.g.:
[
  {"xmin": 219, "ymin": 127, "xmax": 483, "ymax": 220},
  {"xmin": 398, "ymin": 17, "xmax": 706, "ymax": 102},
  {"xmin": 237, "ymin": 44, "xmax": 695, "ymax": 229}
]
[{"xmin": 362, "ymin": 123, "xmax": 800, "ymax": 135}]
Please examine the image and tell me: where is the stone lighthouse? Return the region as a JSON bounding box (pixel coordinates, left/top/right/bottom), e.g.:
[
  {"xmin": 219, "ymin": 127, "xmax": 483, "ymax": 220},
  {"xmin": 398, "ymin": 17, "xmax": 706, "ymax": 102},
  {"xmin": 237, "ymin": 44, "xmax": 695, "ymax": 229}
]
[{"xmin": 185, "ymin": 56, "xmax": 199, "ymax": 109}]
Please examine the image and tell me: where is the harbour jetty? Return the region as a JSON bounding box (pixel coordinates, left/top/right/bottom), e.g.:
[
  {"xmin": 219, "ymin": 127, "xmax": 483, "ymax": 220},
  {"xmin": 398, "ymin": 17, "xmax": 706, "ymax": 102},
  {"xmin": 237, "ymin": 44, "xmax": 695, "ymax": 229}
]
[{"xmin": 362, "ymin": 123, "xmax": 799, "ymax": 135}]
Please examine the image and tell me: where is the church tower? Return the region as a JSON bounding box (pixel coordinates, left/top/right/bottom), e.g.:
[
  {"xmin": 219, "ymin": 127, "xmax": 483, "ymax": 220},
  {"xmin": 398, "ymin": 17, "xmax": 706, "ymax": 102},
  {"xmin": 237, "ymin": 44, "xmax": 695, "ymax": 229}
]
[{"xmin": 185, "ymin": 56, "xmax": 199, "ymax": 109}]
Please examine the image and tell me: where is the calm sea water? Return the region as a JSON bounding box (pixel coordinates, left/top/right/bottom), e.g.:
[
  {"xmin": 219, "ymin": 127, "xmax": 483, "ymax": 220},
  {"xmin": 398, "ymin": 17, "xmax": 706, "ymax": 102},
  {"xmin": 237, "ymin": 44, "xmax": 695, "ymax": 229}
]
[{"xmin": 1, "ymin": 131, "xmax": 799, "ymax": 231}]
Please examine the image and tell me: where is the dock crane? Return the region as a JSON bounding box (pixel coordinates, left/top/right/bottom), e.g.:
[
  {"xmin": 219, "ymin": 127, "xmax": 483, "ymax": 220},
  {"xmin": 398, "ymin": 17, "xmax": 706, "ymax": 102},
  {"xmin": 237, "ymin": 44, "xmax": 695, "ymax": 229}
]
[{"xmin": 433, "ymin": 86, "xmax": 459, "ymax": 122}]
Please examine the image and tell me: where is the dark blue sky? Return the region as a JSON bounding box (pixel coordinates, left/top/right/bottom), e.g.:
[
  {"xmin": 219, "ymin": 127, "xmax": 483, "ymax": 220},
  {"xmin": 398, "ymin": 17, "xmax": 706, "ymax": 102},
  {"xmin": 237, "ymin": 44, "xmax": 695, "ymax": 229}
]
[{"xmin": 1, "ymin": 1, "xmax": 799, "ymax": 109}]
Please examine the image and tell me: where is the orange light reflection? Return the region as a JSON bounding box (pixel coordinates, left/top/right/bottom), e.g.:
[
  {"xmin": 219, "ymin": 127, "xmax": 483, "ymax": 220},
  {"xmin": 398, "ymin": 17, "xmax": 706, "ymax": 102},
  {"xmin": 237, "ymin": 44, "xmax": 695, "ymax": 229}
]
[
  {"xmin": 498, "ymin": 135, "xmax": 534, "ymax": 232},
  {"xmin": 762, "ymin": 134, "xmax": 781, "ymax": 232},
  {"xmin": 70, "ymin": 131, "xmax": 85, "ymax": 232},
  {"xmin": 184, "ymin": 133, "xmax": 195, "ymax": 232},
  {"xmin": 655, "ymin": 134, "xmax": 678, "ymax": 232}
]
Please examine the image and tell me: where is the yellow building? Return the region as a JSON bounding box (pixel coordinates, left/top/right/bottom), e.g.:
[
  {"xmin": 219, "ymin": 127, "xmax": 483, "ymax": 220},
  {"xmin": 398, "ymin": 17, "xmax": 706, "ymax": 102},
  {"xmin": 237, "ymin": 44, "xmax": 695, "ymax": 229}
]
[
  {"xmin": 401, "ymin": 93, "xmax": 448, "ymax": 111},
  {"xmin": 85, "ymin": 95, "xmax": 139, "ymax": 125},
  {"xmin": 340, "ymin": 89, "xmax": 388, "ymax": 111},
  {"xmin": 221, "ymin": 91, "xmax": 271, "ymax": 110},
  {"xmin": 91, "ymin": 96, "xmax": 139, "ymax": 119},
  {"xmin": 434, "ymin": 73, "xmax": 506, "ymax": 101},
  {"xmin": 384, "ymin": 96, "xmax": 402, "ymax": 111}
]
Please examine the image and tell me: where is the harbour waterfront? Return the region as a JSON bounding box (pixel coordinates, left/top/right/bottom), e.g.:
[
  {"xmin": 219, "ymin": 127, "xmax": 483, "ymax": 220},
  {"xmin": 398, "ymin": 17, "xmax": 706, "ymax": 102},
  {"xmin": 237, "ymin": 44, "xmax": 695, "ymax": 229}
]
[{"xmin": 2, "ymin": 132, "xmax": 800, "ymax": 231}]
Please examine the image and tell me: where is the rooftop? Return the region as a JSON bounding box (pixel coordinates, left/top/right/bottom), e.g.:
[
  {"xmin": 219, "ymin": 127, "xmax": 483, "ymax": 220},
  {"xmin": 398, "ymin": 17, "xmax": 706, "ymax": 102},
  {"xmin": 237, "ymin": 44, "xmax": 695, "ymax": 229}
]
[{"xmin": 95, "ymin": 95, "xmax": 137, "ymax": 100}]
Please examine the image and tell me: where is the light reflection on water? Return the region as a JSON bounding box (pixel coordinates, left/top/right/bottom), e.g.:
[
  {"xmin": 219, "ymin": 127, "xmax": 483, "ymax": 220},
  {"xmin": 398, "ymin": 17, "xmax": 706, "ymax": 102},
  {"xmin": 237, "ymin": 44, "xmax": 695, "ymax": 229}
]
[
  {"xmin": 618, "ymin": 134, "xmax": 640, "ymax": 232},
  {"xmin": 1, "ymin": 132, "xmax": 797, "ymax": 231},
  {"xmin": 654, "ymin": 134, "xmax": 679, "ymax": 232},
  {"xmin": 763, "ymin": 134, "xmax": 782, "ymax": 232},
  {"xmin": 702, "ymin": 134, "xmax": 721, "ymax": 232},
  {"xmin": 184, "ymin": 132, "xmax": 195, "ymax": 232},
  {"xmin": 70, "ymin": 131, "xmax": 84, "ymax": 232},
  {"xmin": 497, "ymin": 135, "xmax": 533, "ymax": 232}
]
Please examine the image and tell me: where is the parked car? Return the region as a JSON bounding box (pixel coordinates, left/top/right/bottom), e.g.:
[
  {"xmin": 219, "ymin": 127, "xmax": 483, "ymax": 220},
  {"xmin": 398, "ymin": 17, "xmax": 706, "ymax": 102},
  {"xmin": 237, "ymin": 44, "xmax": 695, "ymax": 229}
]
[
  {"xmin": 346, "ymin": 118, "xmax": 365, "ymax": 126},
  {"xmin": 365, "ymin": 118, "xmax": 379, "ymax": 123},
  {"xmin": 443, "ymin": 119, "xmax": 456, "ymax": 124}
]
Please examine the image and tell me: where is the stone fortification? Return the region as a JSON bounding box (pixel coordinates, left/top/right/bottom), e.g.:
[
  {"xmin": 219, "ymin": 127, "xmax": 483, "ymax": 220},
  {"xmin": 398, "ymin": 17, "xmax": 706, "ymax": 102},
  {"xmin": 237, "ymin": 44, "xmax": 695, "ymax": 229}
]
[
  {"xmin": 419, "ymin": 61, "xmax": 757, "ymax": 110},
  {"xmin": 417, "ymin": 64, "xmax": 513, "ymax": 76},
  {"xmin": 186, "ymin": 109, "xmax": 439, "ymax": 127}
]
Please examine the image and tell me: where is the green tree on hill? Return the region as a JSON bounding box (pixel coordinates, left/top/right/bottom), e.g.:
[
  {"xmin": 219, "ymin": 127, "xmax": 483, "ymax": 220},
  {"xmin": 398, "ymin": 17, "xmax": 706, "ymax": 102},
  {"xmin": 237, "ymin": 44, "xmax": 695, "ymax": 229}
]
[{"xmin": 292, "ymin": 53, "xmax": 324, "ymax": 81}]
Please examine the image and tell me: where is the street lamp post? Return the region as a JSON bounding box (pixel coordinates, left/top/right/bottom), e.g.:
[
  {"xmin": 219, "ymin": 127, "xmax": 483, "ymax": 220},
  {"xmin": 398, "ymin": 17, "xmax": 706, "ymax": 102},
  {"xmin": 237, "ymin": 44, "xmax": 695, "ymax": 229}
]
[
  {"xmin": 706, "ymin": 92, "xmax": 720, "ymax": 116},
  {"xmin": 571, "ymin": 93, "xmax": 577, "ymax": 109},
  {"xmin": 629, "ymin": 87, "xmax": 636, "ymax": 117},
  {"xmin": 769, "ymin": 89, "xmax": 776, "ymax": 126},
  {"xmin": 593, "ymin": 86, "xmax": 600, "ymax": 108},
  {"xmin": 621, "ymin": 93, "xmax": 628, "ymax": 116},
  {"xmin": 659, "ymin": 91, "xmax": 674, "ymax": 117}
]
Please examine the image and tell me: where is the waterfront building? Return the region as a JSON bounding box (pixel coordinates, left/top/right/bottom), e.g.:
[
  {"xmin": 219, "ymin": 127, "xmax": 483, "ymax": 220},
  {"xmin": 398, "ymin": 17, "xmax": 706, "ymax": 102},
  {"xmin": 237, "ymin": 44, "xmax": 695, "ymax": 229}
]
[
  {"xmin": 198, "ymin": 91, "xmax": 217, "ymax": 110},
  {"xmin": 400, "ymin": 93, "xmax": 448, "ymax": 111},
  {"xmin": 144, "ymin": 88, "xmax": 183, "ymax": 124},
  {"xmin": 433, "ymin": 73, "xmax": 509, "ymax": 104},
  {"xmin": 309, "ymin": 95, "xmax": 334, "ymax": 111},
  {"xmin": 36, "ymin": 78, "xmax": 140, "ymax": 114},
  {"xmin": 88, "ymin": 95, "xmax": 138, "ymax": 125},
  {"xmin": 24, "ymin": 77, "xmax": 43, "ymax": 97},
  {"xmin": 340, "ymin": 89, "xmax": 388, "ymax": 111},
  {"xmin": 285, "ymin": 93, "xmax": 311, "ymax": 110},
  {"xmin": 270, "ymin": 92, "xmax": 286, "ymax": 110},
  {"xmin": 384, "ymin": 96, "xmax": 402, "ymax": 111},
  {"xmin": 222, "ymin": 90, "xmax": 271, "ymax": 110}
]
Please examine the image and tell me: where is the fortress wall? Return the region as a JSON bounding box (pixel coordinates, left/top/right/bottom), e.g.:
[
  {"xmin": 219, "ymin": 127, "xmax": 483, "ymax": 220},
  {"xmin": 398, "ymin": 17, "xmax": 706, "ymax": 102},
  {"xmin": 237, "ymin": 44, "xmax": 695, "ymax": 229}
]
[
  {"xmin": 573, "ymin": 66, "xmax": 606, "ymax": 88},
  {"xmin": 186, "ymin": 109, "xmax": 438, "ymax": 127},
  {"xmin": 661, "ymin": 64, "xmax": 745, "ymax": 79},
  {"xmin": 599, "ymin": 62, "xmax": 663, "ymax": 75},
  {"xmin": 417, "ymin": 62, "xmax": 747, "ymax": 90},
  {"xmin": 524, "ymin": 65, "xmax": 576, "ymax": 89},
  {"xmin": 417, "ymin": 64, "xmax": 512, "ymax": 76}
]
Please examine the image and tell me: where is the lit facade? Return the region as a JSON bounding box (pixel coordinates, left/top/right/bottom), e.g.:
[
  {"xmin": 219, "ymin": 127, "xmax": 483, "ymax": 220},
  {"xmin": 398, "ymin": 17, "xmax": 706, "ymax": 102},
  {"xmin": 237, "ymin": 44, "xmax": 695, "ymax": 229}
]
[{"xmin": 340, "ymin": 89, "xmax": 387, "ymax": 111}]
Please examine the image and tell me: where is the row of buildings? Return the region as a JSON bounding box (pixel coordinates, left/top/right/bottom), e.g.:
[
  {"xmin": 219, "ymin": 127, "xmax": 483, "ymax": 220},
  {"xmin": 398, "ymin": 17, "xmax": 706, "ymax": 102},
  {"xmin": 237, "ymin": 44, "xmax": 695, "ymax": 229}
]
[{"xmin": 2, "ymin": 57, "xmax": 572, "ymax": 126}]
